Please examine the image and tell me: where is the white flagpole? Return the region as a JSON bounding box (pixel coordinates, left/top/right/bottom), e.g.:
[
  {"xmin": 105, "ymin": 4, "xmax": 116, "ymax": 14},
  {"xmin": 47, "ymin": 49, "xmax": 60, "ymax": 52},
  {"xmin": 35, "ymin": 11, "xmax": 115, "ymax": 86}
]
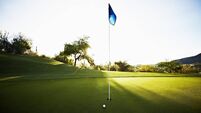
[
  {"xmin": 108, "ymin": 18, "xmax": 111, "ymax": 101},
  {"xmin": 108, "ymin": 22, "xmax": 110, "ymax": 72}
]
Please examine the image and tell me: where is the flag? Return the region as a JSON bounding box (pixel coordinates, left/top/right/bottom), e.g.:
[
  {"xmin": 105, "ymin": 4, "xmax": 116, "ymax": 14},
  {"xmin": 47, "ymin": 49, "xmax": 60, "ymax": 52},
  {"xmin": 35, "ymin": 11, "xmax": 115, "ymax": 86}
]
[{"xmin": 108, "ymin": 4, "xmax": 117, "ymax": 25}]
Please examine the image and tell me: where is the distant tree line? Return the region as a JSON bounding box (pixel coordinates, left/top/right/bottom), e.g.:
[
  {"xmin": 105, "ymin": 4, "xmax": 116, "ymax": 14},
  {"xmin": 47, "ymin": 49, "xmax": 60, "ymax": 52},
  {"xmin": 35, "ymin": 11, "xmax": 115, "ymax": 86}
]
[
  {"xmin": 93, "ymin": 61, "xmax": 201, "ymax": 74},
  {"xmin": 0, "ymin": 31, "xmax": 32, "ymax": 55}
]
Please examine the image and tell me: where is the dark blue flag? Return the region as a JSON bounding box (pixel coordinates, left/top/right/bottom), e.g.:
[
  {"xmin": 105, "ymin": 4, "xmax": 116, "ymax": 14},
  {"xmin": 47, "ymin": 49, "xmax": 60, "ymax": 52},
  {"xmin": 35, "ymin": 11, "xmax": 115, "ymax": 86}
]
[{"xmin": 108, "ymin": 4, "xmax": 117, "ymax": 25}]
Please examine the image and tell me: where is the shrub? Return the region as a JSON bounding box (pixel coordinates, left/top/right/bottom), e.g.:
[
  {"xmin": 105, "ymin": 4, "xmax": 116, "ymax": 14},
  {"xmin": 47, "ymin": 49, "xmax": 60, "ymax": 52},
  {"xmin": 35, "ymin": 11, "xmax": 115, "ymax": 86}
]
[
  {"xmin": 180, "ymin": 64, "xmax": 199, "ymax": 73},
  {"xmin": 54, "ymin": 54, "xmax": 74, "ymax": 65},
  {"xmin": 11, "ymin": 34, "xmax": 32, "ymax": 54},
  {"xmin": 0, "ymin": 31, "xmax": 12, "ymax": 53},
  {"xmin": 110, "ymin": 64, "xmax": 119, "ymax": 71},
  {"xmin": 156, "ymin": 61, "xmax": 182, "ymax": 73},
  {"xmin": 93, "ymin": 65, "xmax": 107, "ymax": 71},
  {"xmin": 114, "ymin": 61, "xmax": 131, "ymax": 71},
  {"xmin": 136, "ymin": 65, "xmax": 156, "ymax": 72}
]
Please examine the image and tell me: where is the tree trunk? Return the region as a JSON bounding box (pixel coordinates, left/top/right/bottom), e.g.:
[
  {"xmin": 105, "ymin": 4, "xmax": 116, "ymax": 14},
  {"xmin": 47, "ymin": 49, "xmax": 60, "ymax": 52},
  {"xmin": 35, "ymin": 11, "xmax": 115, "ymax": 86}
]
[
  {"xmin": 74, "ymin": 59, "xmax": 77, "ymax": 67},
  {"xmin": 73, "ymin": 54, "xmax": 81, "ymax": 67},
  {"xmin": 74, "ymin": 54, "xmax": 77, "ymax": 67}
]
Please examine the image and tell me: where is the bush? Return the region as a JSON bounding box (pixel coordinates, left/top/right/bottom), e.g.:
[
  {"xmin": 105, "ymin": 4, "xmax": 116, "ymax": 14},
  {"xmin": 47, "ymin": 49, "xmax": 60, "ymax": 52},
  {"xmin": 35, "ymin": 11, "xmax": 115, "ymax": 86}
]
[
  {"xmin": 0, "ymin": 31, "xmax": 32, "ymax": 55},
  {"xmin": 136, "ymin": 65, "xmax": 156, "ymax": 72},
  {"xmin": 194, "ymin": 63, "xmax": 201, "ymax": 72},
  {"xmin": 12, "ymin": 34, "xmax": 32, "ymax": 54},
  {"xmin": 54, "ymin": 54, "xmax": 73, "ymax": 65},
  {"xmin": 114, "ymin": 61, "xmax": 131, "ymax": 71},
  {"xmin": 24, "ymin": 50, "xmax": 38, "ymax": 56},
  {"xmin": 41, "ymin": 54, "xmax": 47, "ymax": 58},
  {"xmin": 0, "ymin": 31, "xmax": 12, "ymax": 53},
  {"xmin": 93, "ymin": 65, "xmax": 107, "ymax": 71},
  {"xmin": 156, "ymin": 61, "xmax": 182, "ymax": 73},
  {"xmin": 110, "ymin": 64, "xmax": 119, "ymax": 71},
  {"xmin": 180, "ymin": 64, "xmax": 199, "ymax": 73},
  {"xmin": 40, "ymin": 55, "xmax": 51, "ymax": 59},
  {"xmin": 80, "ymin": 62, "xmax": 88, "ymax": 69},
  {"xmin": 127, "ymin": 66, "xmax": 136, "ymax": 72}
]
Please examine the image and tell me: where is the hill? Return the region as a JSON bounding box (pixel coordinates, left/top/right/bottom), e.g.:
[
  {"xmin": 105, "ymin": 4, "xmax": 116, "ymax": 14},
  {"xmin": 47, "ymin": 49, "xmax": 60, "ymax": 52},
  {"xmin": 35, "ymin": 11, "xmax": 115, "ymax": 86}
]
[
  {"xmin": 175, "ymin": 53, "xmax": 201, "ymax": 64},
  {"xmin": 0, "ymin": 54, "xmax": 199, "ymax": 80},
  {"xmin": 0, "ymin": 54, "xmax": 104, "ymax": 79}
]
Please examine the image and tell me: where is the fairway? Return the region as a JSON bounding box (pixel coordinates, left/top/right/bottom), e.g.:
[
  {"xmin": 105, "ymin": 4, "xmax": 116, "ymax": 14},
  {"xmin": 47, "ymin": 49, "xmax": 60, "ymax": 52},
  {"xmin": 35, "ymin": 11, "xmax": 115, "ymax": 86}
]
[
  {"xmin": 1, "ymin": 77, "xmax": 201, "ymax": 113},
  {"xmin": 0, "ymin": 55, "xmax": 201, "ymax": 113}
]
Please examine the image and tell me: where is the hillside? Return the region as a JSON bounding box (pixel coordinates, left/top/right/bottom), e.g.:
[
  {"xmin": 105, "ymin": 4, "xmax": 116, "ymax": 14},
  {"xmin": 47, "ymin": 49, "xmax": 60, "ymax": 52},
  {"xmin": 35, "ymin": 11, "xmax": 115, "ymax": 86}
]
[
  {"xmin": 175, "ymin": 53, "xmax": 201, "ymax": 64},
  {"xmin": 0, "ymin": 54, "xmax": 104, "ymax": 79},
  {"xmin": 0, "ymin": 54, "xmax": 199, "ymax": 80}
]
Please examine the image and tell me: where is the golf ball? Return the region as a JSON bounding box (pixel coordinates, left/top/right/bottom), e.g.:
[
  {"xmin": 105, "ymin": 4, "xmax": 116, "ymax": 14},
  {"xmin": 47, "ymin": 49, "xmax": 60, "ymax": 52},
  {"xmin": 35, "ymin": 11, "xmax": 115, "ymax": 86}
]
[{"xmin": 103, "ymin": 104, "xmax": 106, "ymax": 108}]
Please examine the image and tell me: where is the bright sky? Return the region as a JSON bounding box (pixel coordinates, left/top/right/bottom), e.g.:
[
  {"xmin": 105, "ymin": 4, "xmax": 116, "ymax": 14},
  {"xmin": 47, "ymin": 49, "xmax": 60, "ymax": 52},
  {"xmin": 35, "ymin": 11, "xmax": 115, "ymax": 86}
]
[{"xmin": 0, "ymin": 0, "xmax": 201, "ymax": 65}]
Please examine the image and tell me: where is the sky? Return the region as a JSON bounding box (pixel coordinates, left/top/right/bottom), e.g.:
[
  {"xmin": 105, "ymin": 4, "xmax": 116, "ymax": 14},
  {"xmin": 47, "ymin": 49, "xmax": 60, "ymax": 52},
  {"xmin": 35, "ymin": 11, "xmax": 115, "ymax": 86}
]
[{"xmin": 0, "ymin": 0, "xmax": 201, "ymax": 65}]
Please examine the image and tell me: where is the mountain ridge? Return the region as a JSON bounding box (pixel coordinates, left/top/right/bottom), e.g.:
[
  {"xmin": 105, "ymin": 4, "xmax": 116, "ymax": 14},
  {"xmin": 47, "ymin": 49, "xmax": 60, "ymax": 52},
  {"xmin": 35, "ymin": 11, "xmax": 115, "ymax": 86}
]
[{"xmin": 175, "ymin": 53, "xmax": 201, "ymax": 64}]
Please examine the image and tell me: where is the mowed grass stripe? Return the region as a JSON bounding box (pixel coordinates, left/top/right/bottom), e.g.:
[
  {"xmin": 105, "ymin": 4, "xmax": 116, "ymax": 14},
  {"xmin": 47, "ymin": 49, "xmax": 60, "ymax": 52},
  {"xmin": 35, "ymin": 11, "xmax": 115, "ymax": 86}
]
[{"xmin": 0, "ymin": 77, "xmax": 201, "ymax": 113}]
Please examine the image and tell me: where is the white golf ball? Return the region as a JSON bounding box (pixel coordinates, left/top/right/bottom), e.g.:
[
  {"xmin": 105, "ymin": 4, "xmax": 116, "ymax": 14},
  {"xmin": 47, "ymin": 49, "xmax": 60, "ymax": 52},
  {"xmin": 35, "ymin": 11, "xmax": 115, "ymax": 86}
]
[{"xmin": 103, "ymin": 104, "xmax": 106, "ymax": 108}]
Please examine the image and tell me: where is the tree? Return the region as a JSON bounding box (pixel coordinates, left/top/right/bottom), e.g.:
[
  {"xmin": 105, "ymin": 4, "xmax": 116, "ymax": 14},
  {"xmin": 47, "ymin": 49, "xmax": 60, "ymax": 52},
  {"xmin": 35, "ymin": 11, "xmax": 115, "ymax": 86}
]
[
  {"xmin": 136, "ymin": 65, "xmax": 156, "ymax": 72},
  {"xmin": 64, "ymin": 36, "xmax": 93, "ymax": 67},
  {"xmin": 110, "ymin": 64, "xmax": 119, "ymax": 71},
  {"xmin": 180, "ymin": 64, "xmax": 199, "ymax": 73},
  {"xmin": 156, "ymin": 61, "xmax": 182, "ymax": 73},
  {"xmin": 12, "ymin": 33, "xmax": 32, "ymax": 54},
  {"xmin": 0, "ymin": 31, "xmax": 12, "ymax": 53},
  {"xmin": 93, "ymin": 65, "xmax": 107, "ymax": 71},
  {"xmin": 114, "ymin": 61, "xmax": 131, "ymax": 71},
  {"xmin": 81, "ymin": 54, "xmax": 95, "ymax": 66},
  {"xmin": 54, "ymin": 51, "xmax": 73, "ymax": 65}
]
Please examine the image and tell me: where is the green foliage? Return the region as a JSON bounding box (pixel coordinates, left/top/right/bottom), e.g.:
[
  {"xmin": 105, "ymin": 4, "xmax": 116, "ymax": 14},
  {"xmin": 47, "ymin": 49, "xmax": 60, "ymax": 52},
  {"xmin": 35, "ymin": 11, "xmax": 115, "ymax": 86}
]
[
  {"xmin": 54, "ymin": 52, "xmax": 73, "ymax": 65},
  {"xmin": 12, "ymin": 33, "xmax": 32, "ymax": 54},
  {"xmin": 0, "ymin": 31, "xmax": 32, "ymax": 55},
  {"xmin": 194, "ymin": 63, "xmax": 201, "ymax": 72},
  {"xmin": 81, "ymin": 54, "xmax": 95, "ymax": 66},
  {"xmin": 40, "ymin": 54, "xmax": 47, "ymax": 58},
  {"xmin": 180, "ymin": 64, "xmax": 199, "ymax": 73},
  {"xmin": 136, "ymin": 65, "xmax": 156, "ymax": 72},
  {"xmin": 134, "ymin": 62, "xmax": 200, "ymax": 74},
  {"xmin": 0, "ymin": 31, "xmax": 12, "ymax": 53},
  {"xmin": 127, "ymin": 65, "xmax": 136, "ymax": 72},
  {"xmin": 93, "ymin": 65, "xmax": 107, "ymax": 71},
  {"xmin": 63, "ymin": 36, "xmax": 93, "ymax": 67},
  {"xmin": 25, "ymin": 50, "xmax": 38, "ymax": 56},
  {"xmin": 79, "ymin": 62, "xmax": 88, "ymax": 69},
  {"xmin": 110, "ymin": 64, "xmax": 120, "ymax": 71},
  {"xmin": 156, "ymin": 61, "xmax": 182, "ymax": 73},
  {"xmin": 93, "ymin": 60, "xmax": 200, "ymax": 74},
  {"xmin": 114, "ymin": 61, "xmax": 132, "ymax": 71}
]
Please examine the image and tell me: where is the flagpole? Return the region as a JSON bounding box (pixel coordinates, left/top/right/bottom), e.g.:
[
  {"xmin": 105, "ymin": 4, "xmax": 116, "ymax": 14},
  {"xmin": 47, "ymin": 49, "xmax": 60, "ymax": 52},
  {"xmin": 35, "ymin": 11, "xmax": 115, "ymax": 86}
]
[
  {"xmin": 108, "ymin": 22, "xmax": 110, "ymax": 72},
  {"xmin": 108, "ymin": 3, "xmax": 116, "ymax": 101},
  {"xmin": 108, "ymin": 18, "xmax": 111, "ymax": 101}
]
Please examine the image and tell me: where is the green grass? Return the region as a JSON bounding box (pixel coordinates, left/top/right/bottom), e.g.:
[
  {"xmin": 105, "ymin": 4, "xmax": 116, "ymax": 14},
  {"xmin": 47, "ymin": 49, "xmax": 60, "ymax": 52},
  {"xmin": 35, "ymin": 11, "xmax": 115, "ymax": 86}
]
[
  {"xmin": 0, "ymin": 54, "xmax": 105, "ymax": 79},
  {"xmin": 0, "ymin": 54, "xmax": 201, "ymax": 113}
]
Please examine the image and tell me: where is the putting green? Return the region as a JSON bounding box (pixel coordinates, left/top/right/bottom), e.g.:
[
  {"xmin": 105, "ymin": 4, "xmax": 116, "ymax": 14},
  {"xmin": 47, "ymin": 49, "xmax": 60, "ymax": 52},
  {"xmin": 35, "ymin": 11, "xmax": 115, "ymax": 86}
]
[{"xmin": 0, "ymin": 77, "xmax": 201, "ymax": 113}]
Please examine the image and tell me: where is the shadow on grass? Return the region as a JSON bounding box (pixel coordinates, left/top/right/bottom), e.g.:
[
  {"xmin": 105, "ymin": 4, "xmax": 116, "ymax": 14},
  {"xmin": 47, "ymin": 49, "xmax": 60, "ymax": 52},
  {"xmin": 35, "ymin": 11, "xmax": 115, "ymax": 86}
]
[
  {"xmin": 109, "ymin": 79, "xmax": 197, "ymax": 113},
  {"xmin": 0, "ymin": 71, "xmax": 110, "ymax": 113}
]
